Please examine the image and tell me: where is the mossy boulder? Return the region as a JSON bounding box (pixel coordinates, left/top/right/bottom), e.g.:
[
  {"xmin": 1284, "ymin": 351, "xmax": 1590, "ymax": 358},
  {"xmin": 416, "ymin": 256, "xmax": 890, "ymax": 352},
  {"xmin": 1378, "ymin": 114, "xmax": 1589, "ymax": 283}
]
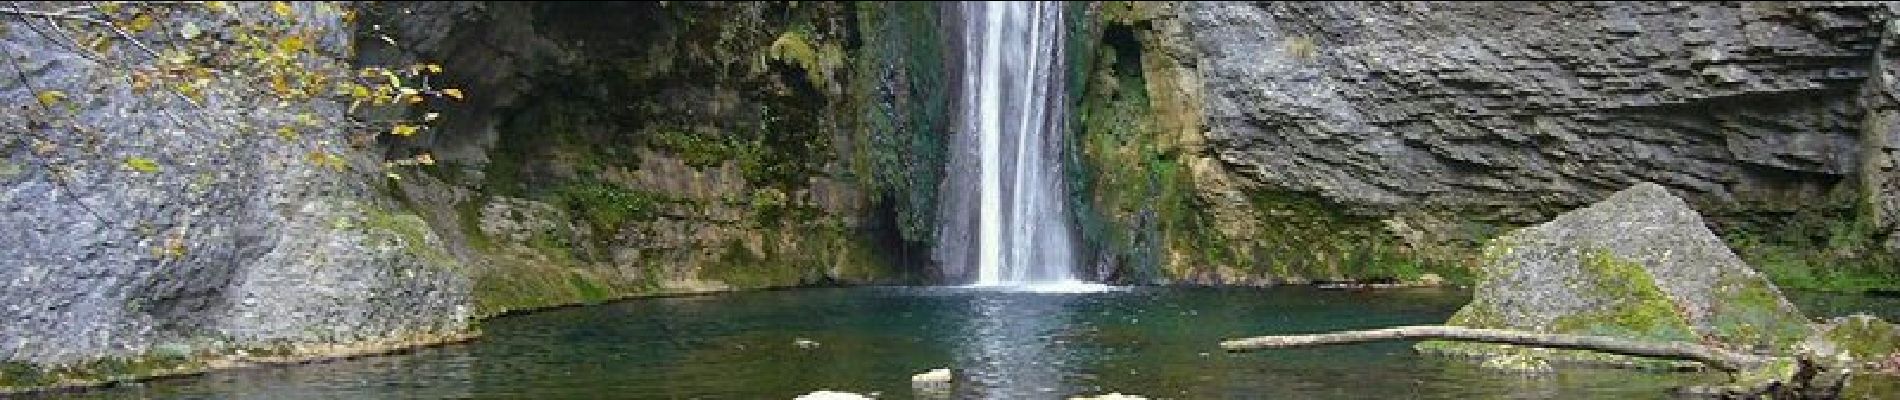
[{"xmin": 1419, "ymin": 183, "xmax": 1811, "ymax": 367}]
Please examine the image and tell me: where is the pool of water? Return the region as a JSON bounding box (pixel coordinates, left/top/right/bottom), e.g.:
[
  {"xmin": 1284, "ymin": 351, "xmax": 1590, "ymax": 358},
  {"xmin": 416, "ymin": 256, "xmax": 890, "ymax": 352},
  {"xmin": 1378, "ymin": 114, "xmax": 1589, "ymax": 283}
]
[{"xmin": 60, "ymin": 286, "xmax": 1761, "ymax": 399}]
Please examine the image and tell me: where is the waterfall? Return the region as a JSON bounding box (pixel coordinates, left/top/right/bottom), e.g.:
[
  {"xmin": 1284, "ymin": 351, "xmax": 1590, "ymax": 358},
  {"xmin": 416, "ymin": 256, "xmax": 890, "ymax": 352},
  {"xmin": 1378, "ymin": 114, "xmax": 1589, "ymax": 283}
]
[{"xmin": 937, "ymin": 1, "xmax": 1082, "ymax": 286}]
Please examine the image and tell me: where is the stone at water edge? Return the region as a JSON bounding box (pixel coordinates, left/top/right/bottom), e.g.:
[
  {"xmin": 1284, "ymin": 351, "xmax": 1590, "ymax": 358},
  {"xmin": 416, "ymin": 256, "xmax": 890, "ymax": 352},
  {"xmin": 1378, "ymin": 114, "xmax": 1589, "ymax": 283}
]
[
  {"xmin": 1069, "ymin": 393, "xmax": 1149, "ymax": 400},
  {"xmin": 911, "ymin": 367, "xmax": 953, "ymax": 394},
  {"xmin": 911, "ymin": 368, "xmax": 952, "ymax": 384},
  {"xmin": 1412, "ymin": 273, "xmax": 1446, "ymax": 287},
  {"xmin": 794, "ymin": 390, "xmax": 874, "ymax": 400},
  {"xmin": 794, "ymin": 338, "xmax": 820, "ymax": 349},
  {"xmin": 1417, "ymin": 182, "xmax": 1811, "ymax": 368}
]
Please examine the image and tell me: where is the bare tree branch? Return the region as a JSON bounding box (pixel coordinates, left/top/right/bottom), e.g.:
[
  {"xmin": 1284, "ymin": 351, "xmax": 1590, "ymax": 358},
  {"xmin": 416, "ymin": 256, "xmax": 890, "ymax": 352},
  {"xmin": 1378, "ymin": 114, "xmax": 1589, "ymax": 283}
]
[{"xmin": 1220, "ymin": 325, "xmax": 1781, "ymax": 373}]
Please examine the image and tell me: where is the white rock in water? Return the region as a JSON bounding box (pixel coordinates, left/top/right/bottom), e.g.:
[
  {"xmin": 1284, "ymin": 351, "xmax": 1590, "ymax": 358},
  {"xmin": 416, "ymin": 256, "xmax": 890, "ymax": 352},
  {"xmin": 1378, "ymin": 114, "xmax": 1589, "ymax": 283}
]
[
  {"xmin": 794, "ymin": 338, "xmax": 820, "ymax": 349},
  {"xmin": 794, "ymin": 390, "xmax": 873, "ymax": 400},
  {"xmin": 1070, "ymin": 393, "xmax": 1148, "ymax": 400},
  {"xmin": 911, "ymin": 368, "xmax": 952, "ymax": 384}
]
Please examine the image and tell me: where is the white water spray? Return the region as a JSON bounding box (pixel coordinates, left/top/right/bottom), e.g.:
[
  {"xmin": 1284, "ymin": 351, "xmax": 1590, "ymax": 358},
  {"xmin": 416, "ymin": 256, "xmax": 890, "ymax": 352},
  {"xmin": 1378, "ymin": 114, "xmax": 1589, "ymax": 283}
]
[{"xmin": 940, "ymin": 1, "xmax": 1092, "ymax": 289}]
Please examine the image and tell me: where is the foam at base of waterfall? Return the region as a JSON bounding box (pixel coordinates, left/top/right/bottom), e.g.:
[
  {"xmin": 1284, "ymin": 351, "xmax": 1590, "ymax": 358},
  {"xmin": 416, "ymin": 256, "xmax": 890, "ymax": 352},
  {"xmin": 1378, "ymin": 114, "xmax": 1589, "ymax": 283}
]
[{"xmin": 959, "ymin": 280, "xmax": 1119, "ymax": 293}]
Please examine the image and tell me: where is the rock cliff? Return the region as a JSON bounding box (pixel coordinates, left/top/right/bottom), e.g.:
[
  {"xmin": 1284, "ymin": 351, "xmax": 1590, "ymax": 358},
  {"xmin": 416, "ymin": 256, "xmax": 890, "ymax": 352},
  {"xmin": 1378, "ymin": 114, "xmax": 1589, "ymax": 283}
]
[
  {"xmin": 0, "ymin": 2, "xmax": 468, "ymax": 391},
  {"xmin": 0, "ymin": 1, "xmax": 943, "ymax": 391},
  {"xmin": 1075, "ymin": 2, "xmax": 1900, "ymax": 288}
]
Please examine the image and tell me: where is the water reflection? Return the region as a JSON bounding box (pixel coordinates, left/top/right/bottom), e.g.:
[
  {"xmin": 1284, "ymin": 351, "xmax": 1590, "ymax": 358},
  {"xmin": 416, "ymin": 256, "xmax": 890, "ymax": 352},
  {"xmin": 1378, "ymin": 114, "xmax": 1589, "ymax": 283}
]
[
  {"xmin": 954, "ymin": 291, "xmax": 1084, "ymax": 399},
  {"xmin": 53, "ymin": 286, "xmax": 1802, "ymax": 399}
]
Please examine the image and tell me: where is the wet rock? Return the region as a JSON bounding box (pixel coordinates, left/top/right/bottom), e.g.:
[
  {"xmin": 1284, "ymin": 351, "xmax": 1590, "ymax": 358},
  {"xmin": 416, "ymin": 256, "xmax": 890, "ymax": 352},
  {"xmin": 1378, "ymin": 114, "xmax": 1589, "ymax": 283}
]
[
  {"xmin": 1069, "ymin": 393, "xmax": 1149, "ymax": 400},
  {"xmin": 1419, "ymin": 182, "xmax": 1809, "ymax": 366},
  {"xmin": 795, "ymin": 390, "xmax": 874, "ymax": 400},
  {"xmin": 1809, "ymin": 314, "xmax": 1900, "ymax": 373},
  {"xmin": 794, "ymin": 338, "xmax": 820, "ymax": 349},
  {"xmin": 1480, "ymin": 353, "xmax": 1554, "ymax": 375},
  {"xmin": 911, "ymin": 367, "xmax": 952, "ymax": 394}
]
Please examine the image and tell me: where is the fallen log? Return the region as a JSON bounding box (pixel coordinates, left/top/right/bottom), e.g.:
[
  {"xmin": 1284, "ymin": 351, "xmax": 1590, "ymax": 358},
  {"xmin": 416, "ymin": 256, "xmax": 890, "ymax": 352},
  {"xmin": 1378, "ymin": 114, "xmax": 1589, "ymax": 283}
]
[{"xmin": 1220, "ymin": 325, "xmax": 1779, "ymax": 373}]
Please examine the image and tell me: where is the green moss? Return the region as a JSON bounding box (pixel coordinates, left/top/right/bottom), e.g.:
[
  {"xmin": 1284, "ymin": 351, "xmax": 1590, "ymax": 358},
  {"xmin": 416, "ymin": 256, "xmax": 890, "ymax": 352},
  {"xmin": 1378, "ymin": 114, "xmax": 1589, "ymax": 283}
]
[
  {"xmin": 850, "ymin": 1, "xmax": 951, "ymax": 246},
  {"xmin": 551, "ymin": 181, "xmax": 669, "ymax": 236},
  {"xmin": 1549, "ymin": 250, "xmax": 1697, "ymax": 342},
  {"xmin": 702, "ymin": 238, "xmax": 798, "ymax": 288},
  {"xmin": 362, "ymin": 206, "xmax": 455, "ymax": 268},
  {"xmin": 0, "ymin": 353, "xmax": 197, "ymax": 392},
  {"xmin": 473, "ymin": 264, "xmax": 632, "ymax": 317},
  {"xmin": 1845, "ymin": 373, "xmax": 1900, "ymax": 399},
  {"xmin": 455, "ymin": 197, "xmax": 493, "ymax": 251},
  {"xmin": 1421, "ymin": 249, "xmax": 1705, "ymax": 369},
  {"xmin": 0, "ymin": 361, "xmax": 53, "ymax": 389},
  {"xmin": 1708, "ymin": 276, "xmax": 1811, "ymax": 351},
  {"xmin": 1716, "ymin": 191, "xmax": 1900, "ymax": 293},
  {"xmin": 1731, "ymin": 357, "xmax": 1799, "ymax": 389},
  {"xmin": 1822, "ymin": 315, "xmax": 1900, "ymax": 361},
  {"xmin": 1445, "ymin": 299, "xmax": 1505, "ymax": 328},
  {"xmin": 768, "ymin": 29, "xmax": 845, "ymax": 89},
  {"xmin": 567, "ymin": 272, "xmax": 611, "ymax": 304},
  {"xmin": 1414, "ymin": 341, "xmax": 1697, "ymax": 371}
]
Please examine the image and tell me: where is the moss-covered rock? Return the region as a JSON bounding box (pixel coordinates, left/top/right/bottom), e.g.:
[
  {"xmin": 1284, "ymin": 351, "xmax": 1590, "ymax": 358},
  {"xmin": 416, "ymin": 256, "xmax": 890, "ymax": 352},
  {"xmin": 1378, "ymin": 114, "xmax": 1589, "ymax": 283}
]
[
  {"xmin": 1812, "ymin": 314, "xmax": 1900, "ymax": 367},
  {"xmin": 1420, "ymin": 182, "xmax": 1811, "ymax": 367}
]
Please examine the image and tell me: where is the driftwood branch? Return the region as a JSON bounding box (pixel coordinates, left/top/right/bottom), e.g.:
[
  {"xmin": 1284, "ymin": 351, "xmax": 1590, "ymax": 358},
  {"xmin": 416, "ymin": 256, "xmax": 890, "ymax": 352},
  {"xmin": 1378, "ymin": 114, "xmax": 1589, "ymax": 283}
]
[{"xmin": 1221, "ymin": 325, "xmax": 1779, "ymax": 373}]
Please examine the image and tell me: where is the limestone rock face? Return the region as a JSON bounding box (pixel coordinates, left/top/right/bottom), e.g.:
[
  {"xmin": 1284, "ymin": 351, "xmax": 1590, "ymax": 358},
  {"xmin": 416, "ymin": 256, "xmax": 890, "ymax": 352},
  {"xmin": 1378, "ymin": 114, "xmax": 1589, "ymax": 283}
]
[
  {"xmin": 1178, "ymin": 2, "xmax": 1875, "ymax": 213},
  {"xmin": 1429, "ymin": 183, "xmax": 1810, "ymax": 361},
  {"xmin": 0, "ymin": 1, "xmax": 469, "ymax": 391}
]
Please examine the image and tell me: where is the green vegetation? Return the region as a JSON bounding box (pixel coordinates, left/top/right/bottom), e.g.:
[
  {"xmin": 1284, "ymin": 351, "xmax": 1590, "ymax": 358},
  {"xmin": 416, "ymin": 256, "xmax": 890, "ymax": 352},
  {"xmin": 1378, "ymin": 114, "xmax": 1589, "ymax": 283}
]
[
  {"xmin": 362, "ymin": 206, "xmax": 455, "ymax": 267},
  {"xmin": 0, "ymin": 353, "xmax": 195, "ymax": 392},
  {"xmin": 849, "ymin": 1, "xmax": 951, "ymax": 246},
  {"xmin": 768, "ymin": 29, "xmax": 846, "ymax": 90},
  {"xmin": 1708, "ymin": 275, "xmax": 1811, "ymax": 351},
  {"xmin": 552, "ymin": 181, "xmax": 669, "ymax": 236},
  {"xmin": 1070, "ymin": 6, "xmax": 1474, "ymax": 285},
  {"xmin": 1715, "ymin": 192, "xmax": 1899, "ymax": 293},
  {"xmin": 1549, "ymin": 250, "xmax": 1697, "ymax": 342},
  {"xmin": 1821, "ymin": 315, "xmax": 1900, "ymax": 361}
]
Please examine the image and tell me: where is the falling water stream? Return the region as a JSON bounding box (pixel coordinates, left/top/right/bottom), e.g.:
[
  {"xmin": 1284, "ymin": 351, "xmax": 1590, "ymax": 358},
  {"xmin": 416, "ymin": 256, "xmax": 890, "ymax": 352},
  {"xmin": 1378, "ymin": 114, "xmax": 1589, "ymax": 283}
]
[{"xmin": 940, "ymin": 1, "xmax": 1087, "ymax": 288}]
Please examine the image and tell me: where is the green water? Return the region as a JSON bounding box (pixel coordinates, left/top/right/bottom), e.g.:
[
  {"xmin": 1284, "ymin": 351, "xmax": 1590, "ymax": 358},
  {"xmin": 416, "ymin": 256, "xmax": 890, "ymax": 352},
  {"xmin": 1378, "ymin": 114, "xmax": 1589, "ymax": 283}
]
[{"xmin": 60, "ymin": 286, "xmax": 1757, "ymax": 399}]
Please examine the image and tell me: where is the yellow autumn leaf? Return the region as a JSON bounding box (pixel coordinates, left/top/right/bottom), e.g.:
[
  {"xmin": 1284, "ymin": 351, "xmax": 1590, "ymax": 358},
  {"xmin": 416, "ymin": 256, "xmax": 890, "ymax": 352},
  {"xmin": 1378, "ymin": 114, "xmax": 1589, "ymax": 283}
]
[
  {"xmin": 307, "ymin": 151, "xmax": 345, "ymax": 171},
  {"xmin": 349, "ymin": 84, "xmax": 371, "ymax": 99},
  {"xmin": 406, "ymin": 94, "xmax": 424, "ymax": 104},
  {"xmin": 424, "ymin": 64, "xmax": 443, "ymax": 74},
  {"xmin": 270, "ymin": 74, "xmax": 290, "ymax": 95},
  {"xmin": 35, "ymin": 90, "xmax": 65, "ymax": 107},
  {"xmin": 124, "ymin": 156, "xmax": 160, "ymax": 173},
  {"xmin": 278, "ymin": 36, "xmax": 305, "ymax": 53},
  {"xmin": 390, "ymin": 125, "xmax": 420, "ymax": 136},
  {"xmin": 422, "ymin": 112, "xmax": 440, "ymax": 122},
  {"xmin": 86, "ymin": 35, "xmax": 112, "ymax": 54},
  {"xmin": 440, "ymin": 88, "xmax": 464, "ymax": 100},
  {"xmin": 126, "ymin": 13, "xmax": 154, "ymax": 33},
  {"xmin": 175, "ymin": 83, "xmax": 204, "ymax": 102},
  {"xmin": 277, "ymin": 126, "xmax": 298, "ymax": 140},
  {"xmin": 204, "ymin": 2, "xmax": 229, "ymax": 13},
  {"xmin": 271, "ymin": 2, "xmax": 294, "ymax": 18},
  {"xmin": 297, "ymin": 113, "xmax": 320, "ymax": 126}
]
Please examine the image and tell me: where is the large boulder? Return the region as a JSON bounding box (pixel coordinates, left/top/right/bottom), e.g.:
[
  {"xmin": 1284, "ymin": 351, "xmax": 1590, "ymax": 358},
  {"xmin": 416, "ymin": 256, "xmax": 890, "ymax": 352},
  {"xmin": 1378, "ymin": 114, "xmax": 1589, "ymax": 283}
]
[{"xmin": 1420, "ymin": 182, "xmax": 1811, "ymax": 367}]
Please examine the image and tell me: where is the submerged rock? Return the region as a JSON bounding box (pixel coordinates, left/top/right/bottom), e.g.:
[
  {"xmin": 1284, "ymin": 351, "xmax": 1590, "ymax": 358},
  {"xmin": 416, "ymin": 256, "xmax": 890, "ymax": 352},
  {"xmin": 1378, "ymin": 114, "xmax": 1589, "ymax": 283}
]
[
  {"xmin": 795, "ymin": 390, "xmax": 874, "ymax": 400},
  {"xmin": 911, "ymin": 367, "xmax": 952, "ymax": 390},
  {"xmin": 794, "ymin": 338, "xmax": 820, "ymax": 349},
  {"xmin": 1419, "ymin": 182, "xmax": 1810, "ymax": 367},
  {"xmin": 1069, "ymin": 393, "xmax": 1148, "ymax": 400}
]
